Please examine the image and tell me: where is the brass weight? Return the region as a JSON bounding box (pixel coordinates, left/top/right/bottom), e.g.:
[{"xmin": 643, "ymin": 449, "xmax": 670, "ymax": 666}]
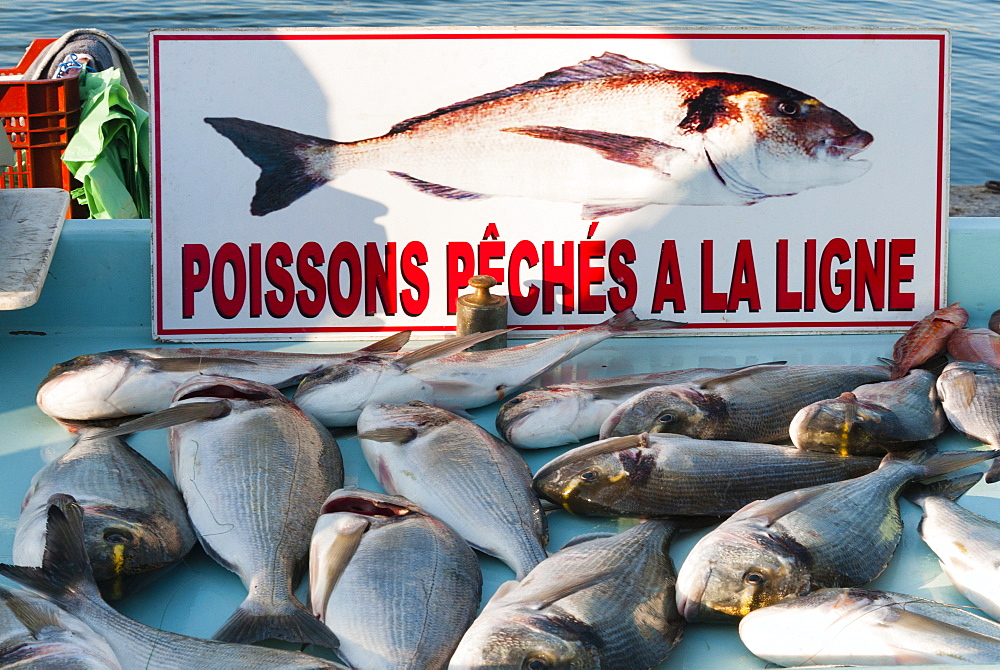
[{"xmin": 456, "ymin": 275, "xmax": 508, "ymax": 350}]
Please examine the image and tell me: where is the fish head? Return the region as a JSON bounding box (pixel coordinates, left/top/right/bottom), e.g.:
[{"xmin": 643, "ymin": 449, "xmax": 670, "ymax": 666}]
[
  {"xmin": 532, "ymin": 435, "xmax": 655, "ymax": 516},
  {"xmin": 36, "ymin": 352, "xmax": 140, "ymax": 420},
  {"xmin": 295, "ymin": 357, "xmax": 430, "ymax": 425},
  {"xmin": 497, "ymin": 388, "xmax": 591, "ymax": 448},
  {"xmin": 319, "ymin": 487, "xmax": 423, "ymax": 527},
  {"xmin": 450, "ymin": 611, "xmax": 602, "ymax": 670},
  {"xmin": 356, "ymin": 401, "xmax": 452, "ymax": 438},
  {"xmin": 789, "ymin": 393, "xmax": 893, "ymax": 456},
  {"xmin": 601, "ymin": 386, "xmax": 710, "ymax": 438},
  {"xmin": 675, "ymin": 526, "xmax": 812, "ymax": 622},
  {"xmin": 693, "ymin": 77, "xmax": 873, "ymax": 199},
  {"xmin": 75, "ymin": 504, "xmax": 190, "ymax": 585},
  {"xmin": 173, "ymin": 374, "xmax": 284, "ymax": 406}
]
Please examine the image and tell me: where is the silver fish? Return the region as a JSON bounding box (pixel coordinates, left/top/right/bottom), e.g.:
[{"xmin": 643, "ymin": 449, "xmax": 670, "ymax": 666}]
[
  {"xmin": 406, "ymin": 309, "xmax": 683, "ymax": 412},
  {"xmin": 905, "ymin": 474, "xmax": 1000, "ymax": 621},
  {"xmin": 937, "ymin": 361, "xmax": 1000, "ymax": 482},
  {"xmin": 496, "ymin": 365, "xmax": 771, "ymax": 449},
  {"xmin": 13, "ymin": 428, "xmax": 196, "ymax": 599},
  {"xmin": 0, "ymin": 497, "xmax": 346, "ymax": 669},
  {"xmin": 600, "ymin": 363, "xmax": 892, "ymax": 442},
  {"xmin": 739, "ymin": 588, "xmax": 1000, "ymax": 667},
  {"xmin": 294, "ymin": 328, "xmax": 509, "ymax": 427},
  {"xmin": 356, "ymin": 401, "xmax": 547, "ymax": 578},
  {"xmin": 96, "ymin": 374, "xmax": 344, "ymax": 647},
  {"xmin": 449, "ymin": 520, "xmax": 685, "ymax": 669},
  {"xmin": 0, "ymin": 585, "xmax": 122, "ymax": 669},
  {"xmin": 35, "ymin": 331, "xmax": 410, "ymax": 423},
  {"xmin": 310, "ymin": 488, "xmax": 482, "ymax": 670},
  {"xmin": 206, "ymin": 52, "xmax": 872, "ymax": 218},
  {"xmin": 790, "ymin": 369, "xmax": 947, "ymax": 456},
  {"xmin": 674, "ymin": 449, "xmax": 997, "ymax": 622},
  {"xmin": 532, "ymin": 432, "xmax": 881, "ymax": 518}
]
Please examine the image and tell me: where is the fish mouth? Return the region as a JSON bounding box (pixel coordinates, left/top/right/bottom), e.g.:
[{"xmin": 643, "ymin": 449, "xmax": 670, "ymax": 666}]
[
  {"xmin": 824, "ymin": 129, "xmax": 874, "ymax": 159},
  {"xmin": 321, "ymin": 495, "xmax": 414, "ymax": 518},
  {"xmin": 175, "ymin": 376, "xmax": 277, "ymax": 402},
  {"xmin": 677, "ymin": 563, "xmax": 712, "ymax": 622}
]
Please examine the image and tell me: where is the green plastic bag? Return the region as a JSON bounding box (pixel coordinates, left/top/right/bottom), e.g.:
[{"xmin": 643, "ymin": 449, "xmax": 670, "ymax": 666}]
[{"xmin": 62, "ymin": 67, "xmax": 149, "ymax": 219}]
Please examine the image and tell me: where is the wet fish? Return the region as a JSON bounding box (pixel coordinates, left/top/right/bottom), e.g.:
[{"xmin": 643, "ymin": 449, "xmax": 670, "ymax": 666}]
[
  {"xmin": 356, "ymin": 401, "xmax": 547, "ymax": 578},
  {"xmin": 95, "ymin": 375, "xmax": 344, "ymax": 648},
  {"xmin": 739, "ymin": 588, "xmax": 1000, "ymax": 667},
  {"xmin": 13, "ymin": 428, "xmax": 196, "ymax": 599},
  {"xmin": 789, "ymin": 369, "xmax": 946, "ymax": 456},
  {"xmin": 406, "ymin": 309, "xmax": 683, "ymax": 411},
  {"xmin": 294, "ymin": 328, "xmax": 509, "ymax": 427},
  {"xmin": 205, "ymin": 52, "xmax": 873, "ymax": 218},
  {"xmin": 532, "ymin": 432, "xmax": 881, "ymax": 518},
  {"xmin": 0, "ymin": 497, "xmax": 347, "ymax": 669},
  {"xmin": 600, "ymin": 363, "xmax": 891, "ymax": 442},
  {"xmin": 496, "ymin": 364, "xmax": 773, "ymax": 449},
  {"xmin": 449, "ymin": 520, "xmax": 685, "ymax": 670},
  {"xmin": 674, "ymin": 448, "xmax": 997, "ymax": 623},
  {"xmin": 905, "ymin": 474, "xmax": 1000, "ymax": 621},
  {"xmin": 936, "ymin": 361, "xmax": 1000, "ymax": 482},
  {"xmin": 889, "ymin": 303, "xmax": 968, "ymax": 379},
  {"xmin": 947, "ymin": 327, "xmax": 1000, "ymax": 367},
  {"xmin": 35, "ymin": 331, "xmax": 410, "ymax": 424},
  {"xmin": 310, "ymin": 488, "xmax": 482, "ymax": 670},
  {"xmin": 0, "ymin": 584, "xmax": 122, "ymax": 669}
]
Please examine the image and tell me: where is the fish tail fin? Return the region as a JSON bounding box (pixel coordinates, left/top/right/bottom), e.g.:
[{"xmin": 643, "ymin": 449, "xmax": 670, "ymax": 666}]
[
  {"xmin": 904, "ymin": 472, "xmax": 982, "ymax": 507},
  {"xmin": 605, "ymin": 308, "xmax": 686, "ymax": 334},
  {"xmin": 213, "ymin": 594, "xmax": 340, "ymax": 650},
  {"xmin": 0, "ymin": 495, "xmax": 100, "ymax": 609},
  {"xmin": 883, "ymin": 448, "xmax": 1000, "ymax": 479},
  {"xmin": 204, "ymin": 117, "xmax": 339, "ymax": 216},
  {"xmin": 986, "ymin": 456, "xmax": 1000, "ymax": 484}
]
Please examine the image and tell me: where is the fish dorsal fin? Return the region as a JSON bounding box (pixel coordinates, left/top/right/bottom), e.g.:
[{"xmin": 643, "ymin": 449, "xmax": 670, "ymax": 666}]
[
  {"xmin": 0, "ymin": 588, "xmax": 62, "ymax": 637},
  {"xmin": 560, "ymin": 532, "xmax": 616, "ymax": 549},
  {"xmin": 696, "ymin": 363, "xmax": 785, "ymax": 391},
  {"xmin": 355, "ymin": 427, "xmax": 419, "ymax": 444},
  {"xmin": 395, "ymin": 329, "xmax": 512, "ymax": 369},
  {"xmin": 505, "ymin": 126, "xmax": 684, "ymax": 174},
  {"xmin": 388, "ymin": 53, "xmax": 667, "ymax": 135},
  {"xmin": 152, "ymin": 356, "xmax": 259, "ymax": 372},
  {"xmin": 358, "ymin": 330, "xmax": 412, "ymax": 354},
  {"xmin": 87, "ymin": 401, "xmax": 230, "ymax": 438},
  {"xmin": 728, "ymin": 486, "xmax": 831, "ymax": 526}
]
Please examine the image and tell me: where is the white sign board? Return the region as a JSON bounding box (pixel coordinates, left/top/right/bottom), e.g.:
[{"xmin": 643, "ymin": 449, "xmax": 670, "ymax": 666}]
[{"xmin": 151, "ymin": 27, "xmax": 948, "ymax": 341}]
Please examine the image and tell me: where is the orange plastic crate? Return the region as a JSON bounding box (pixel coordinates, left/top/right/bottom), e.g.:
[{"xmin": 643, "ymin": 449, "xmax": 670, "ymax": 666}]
[{"xmin": 1, "ymin": 39, "xmax": 87, "ymax": 217}]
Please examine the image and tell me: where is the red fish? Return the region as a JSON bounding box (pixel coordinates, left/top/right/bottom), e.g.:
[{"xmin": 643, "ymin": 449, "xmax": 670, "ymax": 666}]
[
  {"xmin": 948, "ymin": 327, "xmax": 1000, "ymax": 368},
  {"xmin": 890, "ymin": 303, "xmax": 968, "ymax": 379}
]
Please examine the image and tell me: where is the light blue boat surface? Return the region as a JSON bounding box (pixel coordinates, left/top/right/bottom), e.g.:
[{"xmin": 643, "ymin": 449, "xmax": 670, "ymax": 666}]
[{"xmin": 0, "ymin": 218, "xmax": 998, "ymax": 668}]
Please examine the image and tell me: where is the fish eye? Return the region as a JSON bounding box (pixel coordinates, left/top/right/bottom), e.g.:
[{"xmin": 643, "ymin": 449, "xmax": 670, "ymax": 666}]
[
  {"xmin": 507, "ymin": 397, "xmax": 523, "ymax": 406},
  {"xmin": 744, "ymin": 570, "xmax": 766, "ymax": 586},
  {"xmin": 656, "ymin": 412, "xmax": 675, "ymax": 425},
  {"xmin": 103, "ymin": 528, "xmax": 133, "ymax": 545},
  {"xmin": 525, "ymin": 658, "xmax": 551, "ymax": 670},
  {"xmin": 579, "ymin": 468, "xmax": 600, "ymax": 482},
  {"xmin": 776, "ymin": 100, "xmax": 801, "ymax": 117}
]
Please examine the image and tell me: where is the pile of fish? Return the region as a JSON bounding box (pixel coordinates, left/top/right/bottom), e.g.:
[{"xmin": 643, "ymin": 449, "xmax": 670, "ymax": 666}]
[{"xmin": 5, "ymin": 303, "xmax": 1000, "ymax": 668}]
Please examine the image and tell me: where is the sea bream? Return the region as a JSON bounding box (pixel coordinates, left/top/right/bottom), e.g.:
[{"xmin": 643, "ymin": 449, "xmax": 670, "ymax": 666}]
[
  {"xmin": 35, "ymin": 331, "xmax": 410, "ymax": 424},
  {"xmin": 937, "ymin": 361, "xmax": 1000, "ymax": 482},
  {"xmin": 13, "ymin": 428, "xmax": 196, "ymax": 599},
  {"xmin": 205, "ymin": 52, "xmax": 873, "ymax": 218},
  {"xmin": 0, "ymin": 497, "xmax": 347, "ymax": 669}
]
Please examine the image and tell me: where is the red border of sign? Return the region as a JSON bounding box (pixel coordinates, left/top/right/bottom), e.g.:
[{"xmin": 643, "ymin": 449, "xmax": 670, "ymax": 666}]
[{"xmin": 151, "ymin": 30, "xmax": 946, "ymax": 337}]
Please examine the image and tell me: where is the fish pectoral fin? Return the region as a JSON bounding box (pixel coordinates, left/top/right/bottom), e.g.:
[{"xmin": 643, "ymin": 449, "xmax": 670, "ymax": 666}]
[
  {"xmin": 355, "ymin": 426, "xmax": 418, "ymax": 444},
  {"xmin": 695, "ymin": 363, "xmax": 786, "ymax": 391},
  {"xmin": 86, "ymin": 401, "xmax": 230, "ymax": 438},
  {"xmin": 728, "ymin": 486, "xmax": 830, "ymax": 526},
  {"xmin": 0, "ymin": 589, "xmax": 63, "ymax": 637},
  {"xmin": 943, "ymin": 368, "xmax": 980, "ymax": 407},
  {"xmin": 152, "ymin": 356, "xmax": 260, "ymax": 372},
  {"xmin": 358, "ymin": 330, "xmax": 412, "ymax": 354},
  {"xmin": 481, "ymin": 579, "xmax": 522, "ymax": 613},
  {"xmin": 396, "ymin": 329, "xmax": 513, "ymax": 368},
  {"xmin": 504, "ymin": 125, "xmax": 684, "ymax": 174},
  {"xmin": 389, "ymin": 172, "xmax": 489, "ymax": 200},
  {"xmin": 886, "ymin": 607, "xmax": 1000, "ymax": 660},
  {"xmin": 525, "ymin": 570, "xmax": 608, "ymax": 609},
  {"xmin": 309, "ymin": 515, "xmax": 370, "ymax": 620},
  {"xmin": 581, "ymin": 203, "xmax": 649, "ymax": 219}
]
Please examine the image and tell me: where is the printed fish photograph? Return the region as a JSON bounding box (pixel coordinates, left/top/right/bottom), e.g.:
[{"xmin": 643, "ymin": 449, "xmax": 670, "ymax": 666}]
[{"xmin": 152, "ymin": 28, "xmax": 948, "ymax": 341}]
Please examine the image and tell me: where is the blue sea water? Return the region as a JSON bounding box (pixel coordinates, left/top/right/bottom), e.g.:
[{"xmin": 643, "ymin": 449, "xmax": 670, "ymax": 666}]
[{"xmin": 2, "ymin": 0, "xmax": 997, "ymax": 183}]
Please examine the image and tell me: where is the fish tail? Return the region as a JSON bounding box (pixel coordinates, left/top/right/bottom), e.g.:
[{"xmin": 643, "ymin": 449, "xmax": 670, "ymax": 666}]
[
  {"xmin": 213, "ymin": 594, "xmax": 340, "ymax": 650},
  {"xmin": 903, "ymin": 472, "xmax": 982, "ymax": 507},
  {"xmin": 205, "ymin": 117, "xmax": 339, "ymax": 216},
  {"xmin": 605, "ymin": 307, "xmax": 686, "ymax": 333},
  {"xmin": 0, "ymin": 495, "xmax": 100, "ymax": 610}
]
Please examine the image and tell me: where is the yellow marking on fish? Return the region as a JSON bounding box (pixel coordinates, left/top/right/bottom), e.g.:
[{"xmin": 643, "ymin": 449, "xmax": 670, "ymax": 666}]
[
  {"xmin": 401, "ymin": 469, "xmax": 416, "ymax": 480},
  {"xmin": 608, "ymin": 471, "xmax": 627, "ymax": 483},
  {"xmin": 955, "ymin": 541, "xmax": 968, "ymax": 553},
  {"xmin": 110, "ymin": 543, "xmax": 125, "ymax": 601},
  {"xmin": 560, "ymin": 479, "xmax": 582, "ymax": 501},
  {"xmin": 839, "ymin": 415, "xmax": 852, "ymax": 455}
]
